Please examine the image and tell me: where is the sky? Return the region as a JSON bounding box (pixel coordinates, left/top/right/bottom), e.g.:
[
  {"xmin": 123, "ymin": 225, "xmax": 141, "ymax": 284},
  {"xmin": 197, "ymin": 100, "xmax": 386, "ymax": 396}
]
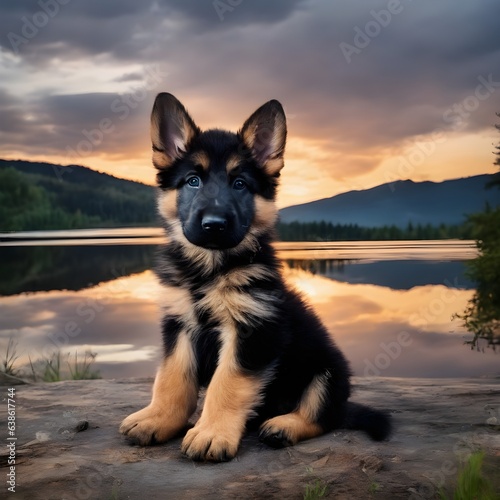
[{"xmin": 1, "ymin": 0, "xmax": 500, "ymax": 208}]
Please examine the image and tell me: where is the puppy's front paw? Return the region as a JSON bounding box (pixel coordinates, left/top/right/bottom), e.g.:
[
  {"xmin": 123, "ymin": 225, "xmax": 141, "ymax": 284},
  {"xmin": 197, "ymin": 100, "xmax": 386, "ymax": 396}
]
[
  {"xmin": 119, "ymin": 406, "xmax": 182, "ymax": 445},
  {"xmin": 181, "ymin": 423, "xmax": 240, "ymax": 462}
]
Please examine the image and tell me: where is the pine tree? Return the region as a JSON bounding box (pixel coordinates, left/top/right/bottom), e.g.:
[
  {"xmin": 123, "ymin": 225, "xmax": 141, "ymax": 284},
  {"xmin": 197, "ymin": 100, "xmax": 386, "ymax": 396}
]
[{"xmin": 459, "ymin": 113, "xmax": 500, "ymax": 348}]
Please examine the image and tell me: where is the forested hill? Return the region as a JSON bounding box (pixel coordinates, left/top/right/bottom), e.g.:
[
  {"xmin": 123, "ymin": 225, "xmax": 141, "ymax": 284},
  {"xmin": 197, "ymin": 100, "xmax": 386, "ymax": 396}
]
[
  {"xmin": 0, "ymin": 159, "xmax": 157, "ymax": 231},
  {"xmin": 279, "ymin": 175, "xmax": 499, "ymax": 228},
  {"xmin": 1, "ymin": 159, "xmax": 498, "ymax": 239}
]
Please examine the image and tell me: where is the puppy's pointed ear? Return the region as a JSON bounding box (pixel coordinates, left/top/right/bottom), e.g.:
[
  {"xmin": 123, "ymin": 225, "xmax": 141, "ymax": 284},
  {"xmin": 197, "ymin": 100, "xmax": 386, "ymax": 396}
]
[
  {"xmin": 150, "ymin": 93, "xmax": 200, "ymax": 170},
  {"xmin": 240, "ymin": 100, "xmax": 287, "ymax": 176}
]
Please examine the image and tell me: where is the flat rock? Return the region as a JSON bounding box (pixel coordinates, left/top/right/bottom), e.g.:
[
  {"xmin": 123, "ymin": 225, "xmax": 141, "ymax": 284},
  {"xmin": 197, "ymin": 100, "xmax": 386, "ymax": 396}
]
[{"xmin": 1, "ymin": 377, "xmax": 499, "ymax": 499}]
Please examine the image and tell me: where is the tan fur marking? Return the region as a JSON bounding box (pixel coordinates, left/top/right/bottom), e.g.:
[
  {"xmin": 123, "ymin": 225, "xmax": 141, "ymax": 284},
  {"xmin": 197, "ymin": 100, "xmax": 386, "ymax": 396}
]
[
  {"xmin": 264, "ymin": 156, "xmax": 284, "ymax": 176},
  {"xmin": 180, "ymin": 242, "xmax": 224, "ymax": 274},
  {"xmin": 150, "ymin": 101, "xmax": 197, "ymax": 169},
  {"xmin": 215, "ymin": 265, "xmax": 275, "ymax": 288},
  {"xmin": 299, "ymin": 373, "xmax": 329, "ymax": 422},
  {"xmin": 150, "ymin": 116, "xmax": 168, "ymax": 170},
  {"xmin": 260, "ymin": 373, "xmax": 328, "ymax": 445},
  {"xmin": 157, "ymin": 190, "xmax": 178, "ymax": 220},
  {"xmin": 197, "ymin": 267, "xmax": 278, "ymax": 326},
  {"xmin": 225, "ymin": 154, "xmax": 241, "ymax": 174},
  {"xmin": 152, "ymin": 149, "xmax": 173, "ymax": 170},
  {"xmin": 198, "ymin": 288, "xmax": 276, "ymax": 326},
  {"xmin": 157, "ymin": 282, "xmax": 193, "ymax": 317},
  {"xmin": 251, "ymin": 195, "xmax": 278, "ymax": 235},
  {"xmin": 181, "ymin": 325, "xmax": 265, "ymax": 461},
  {"xmin": 241, "ymin": 111, "xmax": 285, "ymax": 175},
  {"xmin": 150, "ymin": 108, "xmax": 162, "ymax": 148},
  {"xmin": 260, "ymin": 412, "xmax": 323, "ymax": 445},
  {"xmin": 242, "ymin": 122, "xmax": 257, "ymax": 149},
  {"xmin": 120, "ymin": 333, "xmax": 198, "ymax": 445},
  {"xmin": 268, "ymin": 118, "xmax": 286, "ymax": 164},
  {"xmin": 175, "ymin": 109, "xmax": 197, "ymax": 150},
  {"xmin": 191, "ymin": 151, "xmax": 210, "ymax": 171},
  {"xmin": 168, "ymin": 220, "xmax": 224, "ymax": 273},
  {"xmin": 231, "ymin": 231, "xmax": 261, "ymax": 257}
]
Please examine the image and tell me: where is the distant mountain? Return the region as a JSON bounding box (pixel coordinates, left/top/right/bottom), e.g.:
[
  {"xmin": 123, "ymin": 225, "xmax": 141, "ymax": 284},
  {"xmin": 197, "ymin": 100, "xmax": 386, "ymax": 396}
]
[
  {"xmin": 2, "ymin": 160, "xmax": 498, "ymax": 233},
  {"xmin": 279, "ymin": 175, "xmax": 499, "ymax": 228},
  {"xmin": 0, "ymin": 159, "xmax": 157, "ymax": 231}
]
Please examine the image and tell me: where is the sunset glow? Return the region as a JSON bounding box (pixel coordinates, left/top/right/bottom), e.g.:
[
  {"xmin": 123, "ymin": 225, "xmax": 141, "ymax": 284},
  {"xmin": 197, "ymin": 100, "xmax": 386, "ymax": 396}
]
[
  {"xmin": 2, "ymin": 262, "xmax": 495, "ymax": 379},
  {"xmin": 1, "ymin": 1, "xmax": 499, "ymax": 207}
]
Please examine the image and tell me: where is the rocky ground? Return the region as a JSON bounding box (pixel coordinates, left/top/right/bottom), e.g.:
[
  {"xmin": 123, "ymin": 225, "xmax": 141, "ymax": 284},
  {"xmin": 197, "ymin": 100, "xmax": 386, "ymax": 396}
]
[{"xmin": 1, "ymin": 376, "xmax": 499, "ymax": 499}]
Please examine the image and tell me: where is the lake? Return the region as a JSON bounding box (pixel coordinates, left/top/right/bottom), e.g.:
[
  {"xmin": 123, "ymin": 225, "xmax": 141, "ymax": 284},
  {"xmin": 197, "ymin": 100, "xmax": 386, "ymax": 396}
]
[{"xmin": 0, "ymin": 229, "xmax": 498, "ymax": 380}]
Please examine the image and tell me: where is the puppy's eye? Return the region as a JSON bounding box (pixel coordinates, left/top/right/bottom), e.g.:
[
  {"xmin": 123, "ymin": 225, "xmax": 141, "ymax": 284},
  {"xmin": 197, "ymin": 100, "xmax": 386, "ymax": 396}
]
[
  {"xmin": 233, "ymin": 179, "xmax": 246, "ymax": 190},
  {"xmin": 187, "ymin": 176, "xmax": 201, "ymax": 188}
]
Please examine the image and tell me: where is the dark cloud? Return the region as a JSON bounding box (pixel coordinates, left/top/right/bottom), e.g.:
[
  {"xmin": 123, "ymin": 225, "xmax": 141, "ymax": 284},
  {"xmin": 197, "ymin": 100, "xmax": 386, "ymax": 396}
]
[
  {"xmin": 0, "ymin": 88, "xmax": 153, "ymax": 161},
  {"xmin": 0, "ymin": 0, "xmax": 306, "ymax": 61},
  {"xmin": 159, "ymin": 0, "xmax": 308, "ymax": 26},
  {"xmin": 1, "ymin": 0, "xmax": 500, "ymax": 180},
  {"xmin": 113, "ymin": 72, "xmax": 145, "ymax": 83},
  {"xmin": 0, "ymin": 89, "xmax": 27, "ymax": 134}
]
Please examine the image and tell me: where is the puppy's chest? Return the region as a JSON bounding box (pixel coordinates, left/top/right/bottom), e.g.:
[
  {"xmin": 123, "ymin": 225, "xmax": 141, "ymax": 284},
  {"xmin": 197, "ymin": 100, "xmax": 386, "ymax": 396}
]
[{"xmin": 160, "ymin": 266, "xmax": 276, "ymax": 329}]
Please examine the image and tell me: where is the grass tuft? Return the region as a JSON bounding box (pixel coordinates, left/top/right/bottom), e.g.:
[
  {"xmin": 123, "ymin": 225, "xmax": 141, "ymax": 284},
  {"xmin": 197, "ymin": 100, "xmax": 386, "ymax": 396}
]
[
  {"xmin": 440, "ymin": 451, "xmax": 497, "ymax": 500},
  {"xmin": 304, "ymin": 479, "xmax": 328, "ymax": 500},
  {"xmin": 1, "ymin": 336, "xmax": 21, "ymax": 376},
  {"xmin": 67, "ymin": 350, "xmax": 101, "ymax": 380},
  {"xmin": 42, "ymin": 351, "xmax": 63, "ymax": 382},
  {"xmin": 0, "ymin": 340, "xmax": 101, "ymax": 382},
  {"xmin": 369, "ymin": 481, "xmax": 381, "ymax": 495}
]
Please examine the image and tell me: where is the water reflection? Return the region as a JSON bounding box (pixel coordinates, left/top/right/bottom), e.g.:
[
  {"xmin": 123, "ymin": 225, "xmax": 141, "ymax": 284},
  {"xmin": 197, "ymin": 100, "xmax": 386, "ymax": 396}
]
[
  {"xmin": 286, "ymin": 267, "xmax": 497, "ymax": 378},
  {"xmin": 286, "ymin": 259, "xmax": 475, "ymax": 290},
  {"xmin": 0, "ymin": 245, "xmax": 155, "ymax": 295},
  {"xmin": 0, "ymin": 271, "xmax": 162, "ymax": 379},
  {"xmin": 0, "ymin": 242, "xmax": 497, "ymax": 379}
]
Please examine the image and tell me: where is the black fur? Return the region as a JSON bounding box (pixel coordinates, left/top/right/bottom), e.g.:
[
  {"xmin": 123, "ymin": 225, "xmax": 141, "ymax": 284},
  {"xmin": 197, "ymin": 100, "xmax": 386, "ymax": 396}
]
[{"xmin": 125, "ymin": 93, "xmax": 391, "ymax": 461}]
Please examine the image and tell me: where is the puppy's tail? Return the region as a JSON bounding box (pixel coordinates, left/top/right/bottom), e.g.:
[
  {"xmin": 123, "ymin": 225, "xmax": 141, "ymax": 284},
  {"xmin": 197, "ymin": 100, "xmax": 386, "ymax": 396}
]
[{"xmin": 343, "ymin": 402, "xmax": 392, "ymax": 441}]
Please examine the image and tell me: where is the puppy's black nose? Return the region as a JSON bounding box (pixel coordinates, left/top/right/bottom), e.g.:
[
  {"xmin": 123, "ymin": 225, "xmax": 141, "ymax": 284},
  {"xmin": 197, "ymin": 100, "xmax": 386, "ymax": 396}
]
[{"xmin": 202, "ymin": 215, "xmax": 227, "ymax": 232}]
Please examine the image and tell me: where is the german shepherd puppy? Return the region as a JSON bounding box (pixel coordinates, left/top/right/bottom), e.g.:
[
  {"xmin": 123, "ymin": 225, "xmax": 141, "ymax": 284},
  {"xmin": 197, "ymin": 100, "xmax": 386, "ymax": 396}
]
[{"xmin": 120, "ymin": 93, "xmax": 391, "ymax": 461}]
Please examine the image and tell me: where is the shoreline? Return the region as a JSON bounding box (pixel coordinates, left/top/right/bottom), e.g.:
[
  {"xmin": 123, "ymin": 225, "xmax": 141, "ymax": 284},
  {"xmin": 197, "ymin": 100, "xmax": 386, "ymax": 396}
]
[
  {"xmin": 0, "ymin": 231, "xmax": 477, "ymax": 261},
  {"xmin": 1, "ymin": 376, "xmax": 499, "ymax": 498}
]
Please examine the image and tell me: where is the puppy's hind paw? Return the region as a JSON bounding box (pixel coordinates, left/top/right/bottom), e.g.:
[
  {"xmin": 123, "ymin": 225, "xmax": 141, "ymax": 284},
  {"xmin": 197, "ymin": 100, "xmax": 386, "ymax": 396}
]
[{"xmin": 259, "ymin": 426, "xmax": 294, "ymax": 449}]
